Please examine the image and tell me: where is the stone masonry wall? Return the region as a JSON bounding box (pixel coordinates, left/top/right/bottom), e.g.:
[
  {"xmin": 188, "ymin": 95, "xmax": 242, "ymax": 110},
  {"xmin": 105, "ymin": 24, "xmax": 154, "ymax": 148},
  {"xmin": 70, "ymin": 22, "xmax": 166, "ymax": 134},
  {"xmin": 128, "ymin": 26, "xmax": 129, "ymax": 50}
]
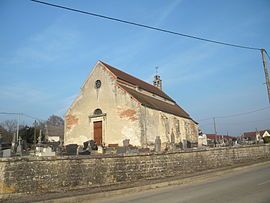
[{"xmin": 0, "ymin": 145, "xmax": 269, "ymax": 198}]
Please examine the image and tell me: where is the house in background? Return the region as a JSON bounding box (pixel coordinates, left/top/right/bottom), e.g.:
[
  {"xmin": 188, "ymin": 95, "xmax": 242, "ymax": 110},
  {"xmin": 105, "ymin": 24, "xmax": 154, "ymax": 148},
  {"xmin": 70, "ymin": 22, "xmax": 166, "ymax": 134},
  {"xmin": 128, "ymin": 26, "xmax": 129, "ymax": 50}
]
[
  {"xmin": 240, "ymin": 129, "xmax": 270, "ymax": 144},
  {"xmin": 261, "ymin": 130, "xmax": 270, "ymax": 138},
  {"xmin": 45, "ymin": 124, "xmax": 64, "ymax": 143},
  {"xmin": 205, "ymin": 134, "xmax": 235, "ymax": 147},
  {"xmin": 64, "ymin": 61, "xmax": 198, "ymax": 150}
]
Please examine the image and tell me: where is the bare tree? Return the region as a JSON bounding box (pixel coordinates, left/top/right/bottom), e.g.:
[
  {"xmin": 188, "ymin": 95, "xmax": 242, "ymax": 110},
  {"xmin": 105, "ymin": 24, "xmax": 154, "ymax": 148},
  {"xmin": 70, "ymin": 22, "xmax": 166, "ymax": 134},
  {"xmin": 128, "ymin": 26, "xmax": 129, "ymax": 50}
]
[
  {"xmin": 0, "ymin": 119, "xmax": 17, "ymax": 133},
  {"xmin": 47, "ymin": 115, "xmax": 64, "ymax": 126}
]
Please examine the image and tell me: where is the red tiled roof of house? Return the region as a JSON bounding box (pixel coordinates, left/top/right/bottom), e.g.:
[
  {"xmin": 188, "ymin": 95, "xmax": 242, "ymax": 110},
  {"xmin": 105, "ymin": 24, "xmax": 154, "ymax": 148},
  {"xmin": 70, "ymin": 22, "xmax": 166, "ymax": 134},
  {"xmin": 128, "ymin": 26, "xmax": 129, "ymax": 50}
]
[
  {"xmin": 206, "ymin": 134, "xmax": 235, "ymax": 140},
  {"xmin": 242, "ymin": 129, "xmax": 270, "ymax": 138},
  {"xmin": 242, "ymin": 131, "xmax": 256, "ymax": 138}
]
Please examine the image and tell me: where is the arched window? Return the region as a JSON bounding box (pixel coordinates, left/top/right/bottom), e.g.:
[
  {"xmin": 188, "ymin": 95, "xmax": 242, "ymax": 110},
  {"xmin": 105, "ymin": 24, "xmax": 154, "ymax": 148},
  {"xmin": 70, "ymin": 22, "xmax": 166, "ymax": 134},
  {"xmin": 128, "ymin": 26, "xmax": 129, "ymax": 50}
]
[{"xmin": 94, "ymin": 108, "xmax": 102, "ymax": 115}]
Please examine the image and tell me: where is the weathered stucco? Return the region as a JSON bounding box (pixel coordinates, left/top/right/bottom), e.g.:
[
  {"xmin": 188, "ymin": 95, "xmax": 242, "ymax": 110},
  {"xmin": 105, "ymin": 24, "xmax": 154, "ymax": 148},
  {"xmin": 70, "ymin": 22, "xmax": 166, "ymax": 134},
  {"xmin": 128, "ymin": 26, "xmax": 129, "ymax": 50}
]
[
  {"xmin": 140, "ymin": 106, "xmax": 198, "ymax": 149},
  {"xmin": 64, "ymin": 61, "xmax": 198, "ymax": 148},
  {"xmin": 65, "ymin": 62, "xmax": 141, "ymax": 146}
]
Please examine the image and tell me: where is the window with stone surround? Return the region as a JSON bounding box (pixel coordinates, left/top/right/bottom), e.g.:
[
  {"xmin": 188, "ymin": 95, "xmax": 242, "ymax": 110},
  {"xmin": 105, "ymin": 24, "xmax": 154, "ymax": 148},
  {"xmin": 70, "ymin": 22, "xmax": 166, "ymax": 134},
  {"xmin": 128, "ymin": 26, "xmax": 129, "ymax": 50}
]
[{"xmin": 94, "ymin": 108, "xmax": 102, "ymax": 115}]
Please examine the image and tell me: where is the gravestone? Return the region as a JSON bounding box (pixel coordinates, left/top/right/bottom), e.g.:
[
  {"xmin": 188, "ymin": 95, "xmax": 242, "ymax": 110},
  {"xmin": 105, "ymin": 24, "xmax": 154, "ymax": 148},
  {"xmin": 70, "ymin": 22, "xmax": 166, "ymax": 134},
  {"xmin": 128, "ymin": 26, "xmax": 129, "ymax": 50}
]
[
  {"xmin": 78, "ymin": 140, "xmax": 98, "ymax": 155},
  {"xmin": 17, "ymin": 139, "xmax": 22, "ymax": 156},
  {"xmin": 2, "ymin": 149, "xmax": 11, "ymax": 157},
  {"xmin": 138, "ymin": 148, "xmax": 150, "ymax": 153},
  {"xmin": 126, "ymin": 146, "xmax": 139, "ymax": 154},
  {"xmin": 66, "ymin": 144, "xmax": 78, "ymax": 155},
  {"xmin": 123, "ymin": 139, "xmax": 130, "ymax": 147},
  {"xmin": 83, "ymin": 140, "xmax": 98, "ymax": 151},
  {"xmin": 105, "ymin": 147, "xmax": 117, "ymax": 154},
  {"xmin": 116, "ymin": 147, "xmax": 126, "ymax": 154},
  {"xmin": 77, "ymin": 145, "xmax": 84, "ymax": 155},
  {"xmin": 97, "ymin": 146, "xmax": 103, "ymax": 154},
  {"xmin": 35, "ymin": 146, "xmax": 55, "ymax": 157}
]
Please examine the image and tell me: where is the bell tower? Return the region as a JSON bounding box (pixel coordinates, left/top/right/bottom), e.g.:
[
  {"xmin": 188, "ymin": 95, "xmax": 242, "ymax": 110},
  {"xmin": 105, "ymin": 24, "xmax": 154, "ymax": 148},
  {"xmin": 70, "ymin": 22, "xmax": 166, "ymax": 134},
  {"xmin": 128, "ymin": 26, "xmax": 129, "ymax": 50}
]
[{"xmin": 153, "ymin": 66, "xmax": 162, "ymax": 90}]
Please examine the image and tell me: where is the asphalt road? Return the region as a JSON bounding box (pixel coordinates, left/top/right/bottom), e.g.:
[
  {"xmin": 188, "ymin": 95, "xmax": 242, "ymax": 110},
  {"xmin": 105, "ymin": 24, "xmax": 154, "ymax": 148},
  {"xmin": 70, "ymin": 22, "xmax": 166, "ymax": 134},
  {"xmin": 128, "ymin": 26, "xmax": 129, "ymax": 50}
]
[{"xmin": 92, "ymin": 162, "xmax": 270, "ymax": 203}]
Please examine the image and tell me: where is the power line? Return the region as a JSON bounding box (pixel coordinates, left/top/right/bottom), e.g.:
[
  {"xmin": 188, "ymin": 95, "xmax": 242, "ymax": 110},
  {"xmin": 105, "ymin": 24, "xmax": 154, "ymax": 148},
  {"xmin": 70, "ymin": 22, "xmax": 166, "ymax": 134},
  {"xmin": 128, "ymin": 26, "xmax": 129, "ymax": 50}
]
[
  {"xmin": 199, "ymin": 117, "xmax": 270, "ymax": 127},
  {"xmin": 30, "ymin": 0, "xmax": 261, "ymax": 51},
  {"xmin": 216, "ymin": 117, "xmax": 270, "ymax": 126},
  {"xmin": 216, "ymin": 106, "xmax": 270, "ymax": 119},
  {"xmin": 22, "ymin": 113, "xmax": 45, "ymax": 122},
  {"xmin": 0, "ymin": 112, "xmax": 21, "ymax": 115},
  {"xmin": 0, "ymin": 112, "xmax": 44, "ymax": 122},
  {"xmin": 198, "ymin": 106, "xmax": 270, "ymax": 122}
]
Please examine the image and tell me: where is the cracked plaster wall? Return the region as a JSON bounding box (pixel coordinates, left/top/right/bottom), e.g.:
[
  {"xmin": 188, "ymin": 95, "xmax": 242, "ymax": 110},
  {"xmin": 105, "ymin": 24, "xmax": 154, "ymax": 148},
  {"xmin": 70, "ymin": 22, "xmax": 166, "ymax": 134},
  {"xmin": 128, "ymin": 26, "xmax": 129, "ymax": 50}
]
[
  {"xmin": 64, "ymin": 63, "xmax": 141, "ymax": 146},
  {"xmin": 64, "ymin": 62, "xmax": 198, "ymax": 148}
]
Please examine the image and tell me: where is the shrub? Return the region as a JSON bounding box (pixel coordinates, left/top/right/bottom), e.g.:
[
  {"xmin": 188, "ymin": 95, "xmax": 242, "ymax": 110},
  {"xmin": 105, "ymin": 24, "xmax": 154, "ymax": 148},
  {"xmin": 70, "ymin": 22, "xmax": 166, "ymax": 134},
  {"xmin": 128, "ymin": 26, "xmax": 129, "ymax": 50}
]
[{"xmin": 263, "ymin": 136, "xmax": 270, "ymax": 143}]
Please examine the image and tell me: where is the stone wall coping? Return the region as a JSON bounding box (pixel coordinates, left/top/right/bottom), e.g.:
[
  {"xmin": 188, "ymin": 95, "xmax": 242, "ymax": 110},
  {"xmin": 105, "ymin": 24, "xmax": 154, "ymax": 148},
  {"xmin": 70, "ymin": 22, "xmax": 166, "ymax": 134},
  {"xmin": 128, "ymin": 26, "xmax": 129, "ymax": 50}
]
[{"xmin": 0, "ymin": 144, "xmax": 269, "ymax": 163}]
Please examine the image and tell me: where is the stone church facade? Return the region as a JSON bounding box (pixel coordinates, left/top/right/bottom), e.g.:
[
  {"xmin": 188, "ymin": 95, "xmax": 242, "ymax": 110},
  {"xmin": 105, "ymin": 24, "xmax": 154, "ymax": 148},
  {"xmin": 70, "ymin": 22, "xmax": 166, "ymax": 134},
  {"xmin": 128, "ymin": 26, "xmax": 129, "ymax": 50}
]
[{"xmin": 64, "ymin": 61, "xmax": 198, "ymax": 149}]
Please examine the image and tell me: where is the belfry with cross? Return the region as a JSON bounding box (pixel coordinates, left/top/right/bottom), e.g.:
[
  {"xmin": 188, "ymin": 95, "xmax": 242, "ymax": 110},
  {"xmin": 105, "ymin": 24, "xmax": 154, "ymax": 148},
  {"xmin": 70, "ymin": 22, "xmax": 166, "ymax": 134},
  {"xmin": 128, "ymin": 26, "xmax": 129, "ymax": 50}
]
[{"xmin": 153, "ymin": 66, "xmax": 162, "ymax": 90}]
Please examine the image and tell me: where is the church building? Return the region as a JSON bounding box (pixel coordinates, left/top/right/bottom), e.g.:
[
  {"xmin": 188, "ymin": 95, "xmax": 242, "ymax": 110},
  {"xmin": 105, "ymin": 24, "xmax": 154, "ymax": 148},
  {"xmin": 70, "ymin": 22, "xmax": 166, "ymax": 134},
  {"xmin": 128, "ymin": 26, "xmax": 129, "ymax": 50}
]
[{"xmin": 64, "ymin": 61, "xmax": 198, "ymax": 149}]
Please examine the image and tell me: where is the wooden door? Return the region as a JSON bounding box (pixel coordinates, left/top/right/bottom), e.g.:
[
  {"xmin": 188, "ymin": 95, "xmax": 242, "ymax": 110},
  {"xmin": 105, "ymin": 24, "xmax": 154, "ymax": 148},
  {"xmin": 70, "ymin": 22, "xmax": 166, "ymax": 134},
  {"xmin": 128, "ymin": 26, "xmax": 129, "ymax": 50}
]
[{"xmin": 93, "ymin": 121, "xmax": 102, "ymax": 145}]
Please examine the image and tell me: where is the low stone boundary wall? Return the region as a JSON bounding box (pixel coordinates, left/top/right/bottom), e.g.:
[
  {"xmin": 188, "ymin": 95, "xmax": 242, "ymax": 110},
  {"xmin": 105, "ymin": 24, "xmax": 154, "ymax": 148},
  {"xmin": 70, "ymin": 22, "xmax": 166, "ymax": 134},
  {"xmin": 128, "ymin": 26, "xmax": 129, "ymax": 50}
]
[{"xmin": 0, "ymin": 144, "xmax": 269, "ymax": 199}]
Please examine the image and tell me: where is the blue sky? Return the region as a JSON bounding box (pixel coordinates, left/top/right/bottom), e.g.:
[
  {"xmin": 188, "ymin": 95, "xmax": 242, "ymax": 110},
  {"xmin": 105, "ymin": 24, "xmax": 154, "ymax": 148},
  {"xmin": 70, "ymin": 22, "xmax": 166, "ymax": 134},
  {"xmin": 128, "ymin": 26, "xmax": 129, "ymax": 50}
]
[{"xmin": 1, "ymin": 0, "xmax": 270, "ymax": 135}]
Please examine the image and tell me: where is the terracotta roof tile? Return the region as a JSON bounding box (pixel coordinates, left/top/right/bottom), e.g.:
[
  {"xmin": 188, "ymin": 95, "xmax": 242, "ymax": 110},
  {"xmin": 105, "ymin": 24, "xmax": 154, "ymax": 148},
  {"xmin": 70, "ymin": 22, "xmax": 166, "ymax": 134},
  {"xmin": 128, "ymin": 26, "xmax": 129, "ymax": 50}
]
[
  {"xmin": 99, "ymin": 61, "xmax": 197, "ymax": 122},
  {"xmin": 100, "ymin": 61, "xmax": 174, "ymax": 102},
  {"xmin": 243, "ymin": 131, "xmax": 256, "ymax": 138},
  {"xmin": 119, "ymin": 84, "xmax": 192, "ymax": 120},
  {"xmin": 242, "ymin": 129, "xmax": 270, "ymax": 138},
  {"xmin": 206, "ymin": 134, "xmax": 235, "ymax": 140}
]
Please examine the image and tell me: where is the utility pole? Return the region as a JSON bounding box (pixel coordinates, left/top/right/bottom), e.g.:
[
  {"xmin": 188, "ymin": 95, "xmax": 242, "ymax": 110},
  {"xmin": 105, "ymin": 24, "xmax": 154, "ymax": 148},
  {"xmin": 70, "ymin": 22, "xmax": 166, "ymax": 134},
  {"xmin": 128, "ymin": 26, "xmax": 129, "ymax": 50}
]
[
  {"xmin": 255, "ymin": 128, "xmax": 259, "ymax": 144},
  {"xmin": 261, "ymin": 49, "xmax": 270, "ymax": 104},
  {"xmin": 213, "ymin": 117, "xmax": 217, "ymax": 147}
]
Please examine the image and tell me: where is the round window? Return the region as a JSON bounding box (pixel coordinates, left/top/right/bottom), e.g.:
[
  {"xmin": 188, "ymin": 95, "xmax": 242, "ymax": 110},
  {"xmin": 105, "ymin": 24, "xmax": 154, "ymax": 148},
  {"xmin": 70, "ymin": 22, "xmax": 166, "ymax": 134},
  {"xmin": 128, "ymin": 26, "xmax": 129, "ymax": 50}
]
[{"xmin": 95, "ymin": 80, "xmax": 101, "ymax": 88}]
